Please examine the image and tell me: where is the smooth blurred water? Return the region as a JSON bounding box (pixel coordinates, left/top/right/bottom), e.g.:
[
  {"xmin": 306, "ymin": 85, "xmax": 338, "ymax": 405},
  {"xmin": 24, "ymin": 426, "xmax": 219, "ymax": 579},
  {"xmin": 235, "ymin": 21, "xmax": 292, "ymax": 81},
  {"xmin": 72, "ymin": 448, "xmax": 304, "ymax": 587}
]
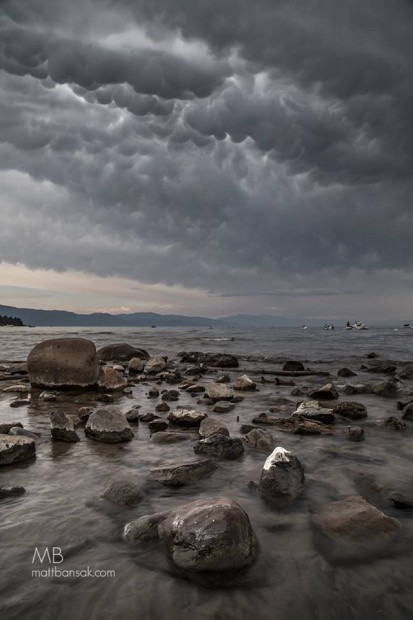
[{"xmin": 0, "ymin": 326, "xmax": 412, "ymax": 620}]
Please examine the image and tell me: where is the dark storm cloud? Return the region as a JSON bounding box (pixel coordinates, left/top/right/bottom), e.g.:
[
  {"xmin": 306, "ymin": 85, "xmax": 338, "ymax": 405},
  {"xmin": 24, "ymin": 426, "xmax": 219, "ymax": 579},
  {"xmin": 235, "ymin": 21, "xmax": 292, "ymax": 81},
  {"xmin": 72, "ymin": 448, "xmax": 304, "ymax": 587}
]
[{"xmin": 0, "ymin": 0, "xmax": 412, "ymax": 309}]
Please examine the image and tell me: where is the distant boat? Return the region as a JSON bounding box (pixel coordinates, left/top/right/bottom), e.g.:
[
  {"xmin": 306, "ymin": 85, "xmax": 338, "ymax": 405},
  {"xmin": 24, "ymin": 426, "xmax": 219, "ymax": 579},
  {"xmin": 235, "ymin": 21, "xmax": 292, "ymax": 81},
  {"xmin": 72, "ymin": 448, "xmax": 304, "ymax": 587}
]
[
  {"xmin": 353, "ymin": 321, "xmax": 368, "ymax": 330},
  {"xmin": 151, "ymin": 325, "xmax": 157, "ymax": 328},
  {"xmin": 301, "ymin": 325, "xmax": 308, "ymax": 330},
  {"xmin": 324, "ymin": 324, "xmax": 334, "ymax": 330},
  {"xmin": 403, "ymin": 323, "xmax": 413, "ymax": 328}
]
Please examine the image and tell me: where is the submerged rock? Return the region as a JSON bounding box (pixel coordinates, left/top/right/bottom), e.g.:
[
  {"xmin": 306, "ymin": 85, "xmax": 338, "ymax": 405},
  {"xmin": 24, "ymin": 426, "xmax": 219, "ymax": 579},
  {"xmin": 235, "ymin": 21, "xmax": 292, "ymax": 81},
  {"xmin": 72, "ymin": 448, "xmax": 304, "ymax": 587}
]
[
  {"xmin": 347, "ymin": 426, "xmax": 365, "ymax": 442},
  {"xmin": 257, "ymin": 447, "xmax": 305, "ymax": 500},
  {"xmin": 149, "ymin": 459, "xmax": 216, "ymax": 486},
  {"xmin": 99, "ymin": 479, "xmax": 143, "ymax": 506},
  {"xmin": 0, "ymin": 434, "xmax": 36, "ymax": 465},
  {"xmin": 333, "ymin": 401, "xmax": 367, "ymax": 420},
  {"xmin": 50, "ymin": 411, "xmax": 80, "ymax": 442},
  {"xmin": 151, "ymin": 432, "xmax": 192, "ymax": 444},
  {"xmin": 371, "ymin": 381, "xmax": 398, "ymax": 397},
  {"xmin": 0, "ymin": 422, "xmax": 23, "ymax": 434},
  {"xmin": 212, "ymin": 401, "xmax": 234, "ymax": 414},
  {"xmin": 308, "ymin": 383, "xmax": 339, "ymax": 400},
  {"xmin": 85, "ymin": 408, "xmax": 134, "ymax": 443},
  {"xmin": 27, "ymin": 338, "xmax": 99, "ymax": 389},
  {"xmin": 402, "ymin": 402, "xmax": 413, "ymax": 421},
  {"xmin": 283, "ymin": 360, "xmax": 305, "ymax": 372},
  {"xmin": 337, "ymin": 368, "xmax": 357, "ymax": 378},
  {"xmin": 243, "ymin": 428, "xmax": 277, "ymax": 451},
  {"xmin": 194, "ymin": 435, "xmax": 244, "ymax": 460},
  {"xmin": 0, "ymin": 486, "xmax": 26, "ymax": 499}
]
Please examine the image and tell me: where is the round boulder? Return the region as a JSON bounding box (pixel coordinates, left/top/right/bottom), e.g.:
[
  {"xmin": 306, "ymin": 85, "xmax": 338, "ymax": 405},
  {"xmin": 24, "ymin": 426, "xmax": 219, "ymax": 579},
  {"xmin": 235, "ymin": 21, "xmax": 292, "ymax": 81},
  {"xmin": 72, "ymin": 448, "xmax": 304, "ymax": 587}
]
[
  {"xmin": 0, "ymin": 434, "xmax": 36, "ymax": 465},
  {"xmin": 27, "ymin": 338, "xmax": 99, "ymax": 389},
  {"xmin": 85, "ymin": 408, "xmax": 134, "ymax": 443},
  {"xmin": 258, "ymin": 446, "xmax": 304, "ymax": 500},
  {"xmin": 97, "ymin": 343, "xmax": 149, "ymax": 362}
]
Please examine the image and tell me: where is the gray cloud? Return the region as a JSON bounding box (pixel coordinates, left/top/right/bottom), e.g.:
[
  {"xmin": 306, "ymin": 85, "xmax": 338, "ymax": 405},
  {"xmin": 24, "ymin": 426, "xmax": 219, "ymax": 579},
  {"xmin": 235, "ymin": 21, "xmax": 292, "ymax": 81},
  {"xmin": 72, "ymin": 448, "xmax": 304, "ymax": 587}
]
[{"xmin": 0, "ymin": 0, "xmax": 412, "ymax": 316}]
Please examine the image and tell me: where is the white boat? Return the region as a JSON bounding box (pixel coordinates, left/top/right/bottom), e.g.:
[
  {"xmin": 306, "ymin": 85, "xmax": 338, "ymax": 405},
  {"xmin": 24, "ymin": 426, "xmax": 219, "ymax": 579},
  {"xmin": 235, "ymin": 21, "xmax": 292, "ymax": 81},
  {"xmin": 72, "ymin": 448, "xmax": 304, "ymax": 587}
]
[
  {"xmin": 301, "ymin": 325, "xmax": 308, "ymax": 330},
  {"xmin": 353, "ymin": 321, "xmax": 368, "ymax": 330}
]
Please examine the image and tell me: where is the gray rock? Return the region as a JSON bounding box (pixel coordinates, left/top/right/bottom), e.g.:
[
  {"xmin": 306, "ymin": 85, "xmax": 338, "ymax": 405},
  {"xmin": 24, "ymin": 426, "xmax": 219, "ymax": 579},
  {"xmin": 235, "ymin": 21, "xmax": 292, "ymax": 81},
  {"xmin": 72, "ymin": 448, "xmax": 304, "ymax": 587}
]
[
  {"xmin": 308, "ymin": 383, "xmax": 339, "ymax": 400},
  {"xmin": 155, "ymin": 401, "xmax": 170, "ymax": 413},
  {"xmin": 399, "ymin": 364, "xmax": 413, "ymax": 379},
  {"xmin": 199, "ymin": 417, "xmax": 229, "ymax": 438},
  {"xmin": 157, "ymin": 497, "xmax": 259, "ymax": 571},
  {"xmin": 124, "ymin": 512, "xmax": 167, "ymax": 543},
  {"xmin": 333, "ymin": 401, "xmax": 367, "ymax": 420},
  {"xmin": 258, "ymin": 447, "xmax": 304, "ymax": 500},
  {"xmin": 128, "ymin": 357, "xmax": 145, "ymax": 374},
  {"xmin": 343, "ymin": 383, "xmax": 370, "ymax": 395},
  {"xmin": 9, "ymin": 398, "xmax": 30, "ymax": 408},
  {"xmin": 402, "ymin": 402, "xmax": 413, "ymax": 420},
  {"xmin": 148, "ymin": 419, "xmax": 169, "ymax": 433},
  {"xmin": 97, "ymin": 366, "xmax": 128, "ymax": 391},
  {"xmin": 145, "ymin": 356, "xmax": 167, "ymax": 375},
  {"xmin": 125, "ymin": 405, "xmax": 141, "ymax": 423},
  {"xmin": 75, "ymin": 406, "xmax": 95, "ymax": 426},
  {"xmin": 99, "ymin": 479, "xmax": 143, "ymax": 506},
  {"xmin": 149, "ymin": 459, "xmax": 216, "ymax": 486},
  {"xmin": 0, "ymin": 486, "xmax": 26, "ymax": 499},
  {"xmin": 0, "ymin": 434, "xmax": 36, "ymax": 465},
  {"xmin": 292, "ymin": 400, "xmax": 335, "ymax": 424},
  {"xmin": 312, "ymin": 495, "xmax": 400, "ymax": 553},
  {"xmin": 85, "ymin": 408, "xmax": 134, "ymax": 443},
  {"xmin": 347, "ymin": 426, "xmax": 365, "ymax": 441},
  {"xmin": 383, "ymin": 416, "xmax": 406, "ymax": 431},
  {"xmin": 148, "ymin": 388, "xmax": 160, "ymax": 399},
  {"xmin": 283, "ymin": 360, "xmax": 305, "ymax": 372},
  {"xmin": 151, "ymin": 432, "xmax": 192, "ymax": 444},
  {"xmin": 371, "ymin": 381, "xmax": 398, "ymax": 397},
  {"xmin": 337, "ymin": 368, "xmax": 357, "ymax": 377},
  {"xmin": 200, "ymin": 353, "xmax": 239, "ymax": 368},
  {"xmin": 8, "ymin": 427, "xmax": 40, "ymax": 440},
  {"xmin": 28, "ymin": 338, "xmax": 99, "ymax": 389},
  {"xmin": 50, "ymin": 411, "xmax": 80, "ymax": 442},
  {"xmin": 0, "ymin": 422, "xmax": 23, "ymax": 434},
  {"xmin": 216, "ymin": 374, "xmax": 231, "ymax": 383},
  {"xmin": 97, "ymin": 343, "xmax": 149, "ymax": 362},
  {"xmin": 205, "ymin": 383, "xmax": 234, "ymax": 402},
  {"xmin": 193, "ymin": 435, "xmax": 244, "ymax": 459},
  {"xmin": 39, "ymin": 391, "xmax": 57, "ymax": 402},
  {"xmin": 167, "ymin": 409, "xmax": 207, "ymax": 427},
  {"xmin": 212, "ymin": 401, "xmax": 234, "ymax": 413},
  {"xmin": 243, "ymin": 428, "xmax": 277, "ymax": 451},
  {"xmin": 161, "ymin": 390, "xmax": 179, "ymax": 401},
  {"xmin": 233, "ymin": 374, "xmax": 256, "ymax": 391}
]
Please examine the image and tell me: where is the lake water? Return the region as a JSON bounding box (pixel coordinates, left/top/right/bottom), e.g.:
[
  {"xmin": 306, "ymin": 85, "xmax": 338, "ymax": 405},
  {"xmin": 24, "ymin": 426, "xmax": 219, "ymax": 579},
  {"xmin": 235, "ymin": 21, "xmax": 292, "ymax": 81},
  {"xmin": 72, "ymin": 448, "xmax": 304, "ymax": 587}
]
[{"xmin": 0, "ymin": 326, "xmax": 412, "ymax": 620}]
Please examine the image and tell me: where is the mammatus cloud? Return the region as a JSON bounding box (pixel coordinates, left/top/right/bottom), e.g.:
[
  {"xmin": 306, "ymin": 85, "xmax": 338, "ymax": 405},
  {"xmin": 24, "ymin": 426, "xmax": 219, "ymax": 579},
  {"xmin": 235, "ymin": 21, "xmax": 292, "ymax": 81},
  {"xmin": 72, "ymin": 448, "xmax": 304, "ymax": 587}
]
[{"xmin": 0, "ymin": 0, "xmax": 412, "ymax": 317}]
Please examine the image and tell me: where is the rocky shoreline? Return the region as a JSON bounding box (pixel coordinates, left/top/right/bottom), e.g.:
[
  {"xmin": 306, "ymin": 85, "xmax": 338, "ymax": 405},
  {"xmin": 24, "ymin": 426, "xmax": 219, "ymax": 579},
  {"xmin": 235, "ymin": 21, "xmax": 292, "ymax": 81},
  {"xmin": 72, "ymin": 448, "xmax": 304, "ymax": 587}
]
[{"xmin": 0, "ymin": 336, "xmax": 412, "ymax": 576}]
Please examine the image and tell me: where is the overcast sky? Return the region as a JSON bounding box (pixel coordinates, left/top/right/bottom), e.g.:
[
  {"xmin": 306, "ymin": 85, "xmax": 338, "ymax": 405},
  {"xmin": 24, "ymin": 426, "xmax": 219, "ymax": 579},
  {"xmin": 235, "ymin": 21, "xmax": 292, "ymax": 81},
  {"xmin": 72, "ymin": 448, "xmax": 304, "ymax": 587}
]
[{"xmin": 0, "ymin": 0, "xmax": 412, "ymax": 320}]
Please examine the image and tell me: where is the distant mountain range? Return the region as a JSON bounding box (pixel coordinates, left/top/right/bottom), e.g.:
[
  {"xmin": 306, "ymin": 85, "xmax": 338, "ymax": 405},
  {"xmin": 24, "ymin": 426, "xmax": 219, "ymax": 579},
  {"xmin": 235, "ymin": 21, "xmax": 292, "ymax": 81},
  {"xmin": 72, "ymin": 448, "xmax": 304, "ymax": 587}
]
[{"xmin": 0, "ymin": 304, "xmax": 405, "ymax": 328}]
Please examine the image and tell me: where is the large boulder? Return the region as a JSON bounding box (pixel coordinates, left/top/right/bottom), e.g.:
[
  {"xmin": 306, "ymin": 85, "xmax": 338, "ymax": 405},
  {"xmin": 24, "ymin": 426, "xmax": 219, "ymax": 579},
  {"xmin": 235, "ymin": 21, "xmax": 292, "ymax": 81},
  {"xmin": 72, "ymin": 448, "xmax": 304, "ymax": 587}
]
[
  {"xmin": 193, "ymin": 435, "xmax": 244, "ymax": 459},
  {"xmin": 149, "ymin": 459, "xmax": 216, "ymax": 486},
  {"xmin": 85, "ymin": 408, "xmax": 134, "ymax": 443},
  {"xmin": 97, "ymin": 343, "xmax": 149, "ymax": 362},
  {"xmin": 27, "ymin": 338, "xmax": 99, "ymax": 389},
  {"xmin": 205, "ymin": 383, "xmax": 234, "ymax": 402},
  {"xmin": 199, "ymin": 417, "xmax": 229, "ymax": 438},
  {"xmin": 50, "ymin": 411, "xmax": 79, "ymax": 442},
  {"xmin": 124, "ymin": 497, "xmax": 259, "ymax": 573},
  {"xmin": 257, "ymin": 447, "xmax": 304, "ymax": 500},
  {"xmin": 0, "ymin": 434, "xmax": 36, "ymax": 465},
  {"xmin": 144, "ymin": 356, "xmax": 167, "ymax": 374},
  {"xmin": 312, "ymin": 495, "xmax": 400, "ymax": 558}
]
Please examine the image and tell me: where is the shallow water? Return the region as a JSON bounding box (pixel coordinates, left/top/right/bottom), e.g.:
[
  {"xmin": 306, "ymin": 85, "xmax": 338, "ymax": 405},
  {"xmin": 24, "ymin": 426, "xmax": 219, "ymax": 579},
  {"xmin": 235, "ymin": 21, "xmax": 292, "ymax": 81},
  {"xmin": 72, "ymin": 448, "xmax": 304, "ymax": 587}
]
[{"xmin": 0, "ymin": 327, "xmax": 412, "ymax": 620}]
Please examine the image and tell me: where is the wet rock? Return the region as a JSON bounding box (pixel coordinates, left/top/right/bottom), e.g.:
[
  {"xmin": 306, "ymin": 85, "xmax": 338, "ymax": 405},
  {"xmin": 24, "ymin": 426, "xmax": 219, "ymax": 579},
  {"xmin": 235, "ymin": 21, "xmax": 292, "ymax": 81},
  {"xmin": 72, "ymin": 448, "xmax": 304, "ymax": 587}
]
[
  {"xmin": 343, "ymin": 383, "xmax": 370, "ymax": 395},
  {"xmin": 0, "ymin": 422, "xmax": 23, "ymax": 434},
  {"xmin": 371, "ymin": 381, "xmax": 398, "ymax": 397},
  {"xmin": 399, "ymin": 364, "xmax": 413, "ymax": 380},
  {"xmin": 39, "ymin": 390, "xmax": 57, "ymax": 402},
  {"xmin": 159, "ymin": 497, "xmax": 258, "ymax": 572},
  {"xmin": 240, "ymin": 424, "xmax": 260, "ymax": 434},
  {"xmin": 337, "ymin": 368, "xmax": 357, "ymax": 378},
  {"xmin": 75, "ymin": 406, "xmax": 95, "ymax": 426},
  {"xmin": 387, "ymin": 491, "xmax": 413, "ymax": 509},
  {"xmin": 347, "ymin": 426, "xmax": 365, "ymax": 441},
  {"xmin": 216, "ymin": 374, "xmax": 231, "ymax": 383},
  {"xmin": 243, "ymin": 428, "xmax": 277, "ymax": 451},
  {"xmin": 28, "ymin": 338, "xmax": 99, "ymax": 389},
  {"xmin": 149, "ymin": 459, "xmax": 216, "ymax": 486},
  {"xmin": 155, "ymin": 402, "xmax": 170, "ymax": 413},
  {"xmin": 8, "ymin": 427, "xmax": 40, "ymax": 440},
  {"xmin": 85, "ymin": 408, "xmax": 134, "ymax": 443},
  {"xmin": 148, "ymin": 388, "xmax": 160, "ymax": 399},
  {"xmin": 0, "ymin": 486, "xmax": 26, "ymax": 499},
  {"xmin": 333, "ymin": 401, "xmax": 367, "ymax": 420},
  {"xmin": 167, "ymin": 409, "xmax": 207, "ymax": 427},
  {"xmin": 308, "ymin": 383, "xmax": 339, "ymax": 400},
  {"xmin": 148, "ymin": 419, "xmax": 169, "ymax": 433},
  {"xmin": 293, "ymin": 419, "xmax": 334, "ymax": 435},
  {"xmin": 275, "ymin": 377, "xmax": 295, "ymax": 386},
  {"xmin": 312, "ymin": 495, "xmax": 400, "ymax": 556},
  {"xmin": 124, "ymin": 512, "xmax": 167, "ymax": 543},
  {"xmin": 99, "ymin": 479, "xmax": 143, "ymax": 507},
  {"xmin": 194, "ymin": 435, "xmax": 244, "ymax": 459},
  {"xmin": 0, "ymin": 434, "xmax": 36, "ymax": 465},
  {"xmin": 257, "ymin": 447, "xmax": 304, "ymax": 500},
  {"xmin": 151, "ymin": 432, "xmax": 192, "ymax": 444},
  {"xmin": 291, "ymin": 387, "xmax": 307, "ymax": 397},
  {"xmin": 161, "ymin": 390, "xmax": 179, "ymax": 401},
  {"xmin": 292, "ymin": 401, "xmax": 335, "ymax": 424},
  {"xmin": 200, "ymin": 353, "xmax": 239, "ymax": 368},
  {"xmin": 3, "ymin": 384, "xmax": 30, "ymax": 393},
  {"xmin": 50, "ymin": 411, "xmax": 80, "ymax": 442},
  {"xmin": 397, "ymin": 396, "xmax": 413, "ymax": 410},
  {"xmin": 233, "ymin": 374, "xmax": 256, "ymax": 391},
  {"xmin": 205, "ymin": 383, "xmax": 234, "ymax": 402},
  {"xmin": 212, "ymin": 401, "xmax": 234, "ymax": 414},
  {"xmin": 185, "ymin": 384, "xmax": 205, "ymax": 394},
  {"xmin": 145, "ymin": 356, "xmax": 167, "ymax": 375},
  {"xmin": 128, "ymin": 357, "xmax": 145, "ymax": 375},
  {"xmin": 383, "ymin": 416, "xmax": 406, "ymax": 431},
  {"xmin": 95, "ymin": 393, "xmax": 114, "ymax": 403},
  {"xmin": 366, "ymin": 363, "xmax": 397, "ymax": 375},
  {"xmin": 199, "ymin": 417, "xmax": 229, "ymax": 438},
  {"xmin": 97, "ymin": 366, "xmax": 127, "ymax": 391},
  {"xmin": 97, "ymin": 343, "xmax": 149, "ymax": 362},
  {"xmin": 9, "ymin": 398, "xmax": 30, "ymax": 408},
  {"xmin": 140, "ymin": 412, "xmax": 158, "ymax": 423},
  {"xmin": 283, "ymin": 360, "xmax": 305, "ymax": 372},
  {"xmin": 402, "ymin": 402, "xmax": 413, "ymax": 421},
  {"xmin": 125, "ymin": 405, "xmax": 141, "ymax": 423}
]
